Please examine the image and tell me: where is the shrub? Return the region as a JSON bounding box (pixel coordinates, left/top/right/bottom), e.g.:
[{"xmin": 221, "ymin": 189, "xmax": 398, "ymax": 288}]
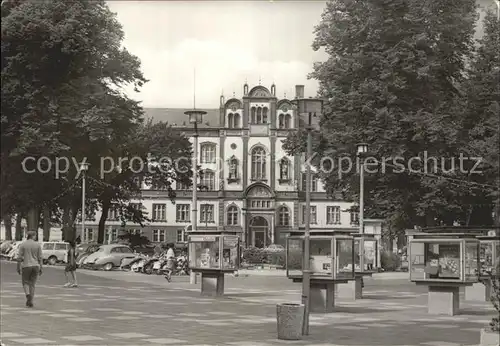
[
  {"xmin": 380, "ymin": 250, "xmax": 400, "ymax": 271},
  {"xmin": 242, "ymin": 247, "xmax": 266, "ymax": 264},
  {"xmin": 267, "ymin": 250, "xmax": 285, "ymax": 267}
]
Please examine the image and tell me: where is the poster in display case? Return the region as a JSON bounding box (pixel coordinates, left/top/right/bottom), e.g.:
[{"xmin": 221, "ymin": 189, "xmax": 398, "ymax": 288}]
[
  {"xmin": 188, "ymin": 234, "xmax": 240, "ymax": 271},
  {"xmin": 479, "ymin": 239, "xmax": 500, "ymax": 277},
  {"xmin": 286, "ymin": 235, "xmax": 355, "ymax": 280},
  {"xmin": 354, "ymin": 236, "xmax": 378, "ymax": 272},
  {"xmin": 409, "ymin": 238, "xmax": 479, "ymax": 283}
]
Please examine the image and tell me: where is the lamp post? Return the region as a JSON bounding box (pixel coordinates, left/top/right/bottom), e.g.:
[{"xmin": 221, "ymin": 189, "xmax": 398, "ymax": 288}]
[
  {"xmin": 185, "ymin": 110, "xmax": 206, "ymax": 285},
  {"xmin": 80, "ymin": 162, "xmax": 89, "ymax": 242},
  {"xmin": 356, "ymin": 143, "xmax": 368, "ymax": 235},
  {"xmin": 296, "ymin": 97, "xmax": 323, "ymax": 335}
]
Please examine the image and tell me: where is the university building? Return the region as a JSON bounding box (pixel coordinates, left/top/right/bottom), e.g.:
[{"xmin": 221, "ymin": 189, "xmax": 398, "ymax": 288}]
[{"xmin": 77, "ymin": 82, "xmax": 383, "ymax": 252}]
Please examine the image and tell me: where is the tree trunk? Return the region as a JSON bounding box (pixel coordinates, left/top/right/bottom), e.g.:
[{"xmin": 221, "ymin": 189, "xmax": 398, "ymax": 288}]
[
  {"xmin": 14, "ymin": 214, "xmax": 23, "ymax": 240},
  {"xmin": 61, "ymin": 206, "xmax": 71, "ymax": 241},
  {"xmin": 3, "ymin": 214, "xmax": 13, "ymax": 240},
  {"xmin": 43, "ymin": 206, "xmax": 51, "ymax": 241},
  {"xmin": 26, "ymin": 207, "xmax": 40, "ymax": 235},
  {"xmin": 98, "ymin": 201, "xmax": 111, "ymax": 244}
]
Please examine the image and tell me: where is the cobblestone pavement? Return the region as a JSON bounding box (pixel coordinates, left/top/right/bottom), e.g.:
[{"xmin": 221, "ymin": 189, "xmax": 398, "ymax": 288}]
[{"xmin": 0, "ymin": 261, "xmax": 494, "ymax": 346}]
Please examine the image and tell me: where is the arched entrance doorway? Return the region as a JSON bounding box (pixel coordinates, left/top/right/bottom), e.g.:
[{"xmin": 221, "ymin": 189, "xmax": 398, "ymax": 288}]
[{"xmin": 249, "ymin": 216, "xmax": 269, "ymax": 248}]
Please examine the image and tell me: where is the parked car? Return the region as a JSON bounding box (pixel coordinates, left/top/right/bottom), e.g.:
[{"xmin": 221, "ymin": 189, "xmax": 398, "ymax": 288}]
[
  {"xmin": 82, "ymin": 244, "xmax": 135, "ymax": 271},
  {"xmin": 42, "ymin": 241, "xmax": 69, "ymax": 265},
  {"xmin": 76, "ymin": 243, "xmax": 101, "ymax": 267}
]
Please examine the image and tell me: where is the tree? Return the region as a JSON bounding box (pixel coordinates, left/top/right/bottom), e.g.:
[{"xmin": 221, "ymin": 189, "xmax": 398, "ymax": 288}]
[
  {"xmin": 1, "ymin": 0, "xmax": 147, "ymax": 239},
  {"xmin": 284, "ymin": 0, "xmax": 484, "ymax": 238},
  {"xmin": 91, "ymin": 120, "xmax": 193, "ymax": 244},
  {"xmin": 459, "ymin": 10, "xmax": 500, "ymax": 226}
]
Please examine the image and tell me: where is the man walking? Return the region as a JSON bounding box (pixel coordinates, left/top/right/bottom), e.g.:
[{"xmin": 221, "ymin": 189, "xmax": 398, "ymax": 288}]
[{"xmin": 16, "ymin": 231, "xmax": 43, "ymax": 307}]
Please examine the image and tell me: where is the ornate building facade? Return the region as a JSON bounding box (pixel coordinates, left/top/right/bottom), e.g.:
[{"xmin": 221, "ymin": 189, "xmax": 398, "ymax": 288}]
[{"xmin": 77, "ymin": 83, "xmax": 383, "ymax": 249}]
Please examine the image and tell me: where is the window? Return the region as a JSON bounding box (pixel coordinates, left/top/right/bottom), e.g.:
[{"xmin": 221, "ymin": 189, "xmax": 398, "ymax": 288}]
[
  {"xmin": 200, "ymin": 204, "xmax": 215, "ymax": 223},
  {"xmin": 251, "ymin": 147, "xmax": 266, "ymax": 180},
  {"xmin": 107, "ymin": 206, "xmax": 119, "ymax": 221},
  {"xmin": 250, "ymin": 200, "xmax": 271, "ymax": 208},
  {"xmin": 130, "ymin": 229, "xmax": 142, "ymax": 235},
  {"xmin": 176, "ymin": 229, "xmax": 186, "ymax": 242},
  {"xmin": 83, "ymin": 228, "xmax": 94, "ymax": 242},
  {"xmin": 228, "ymin": 157, "xmax": 239, "ymax": 181},
  {"xmin": 111, "ymin": 229, "xmax": 118, "ymax": 241},
  {"xmin": 42, "ymin": 243, "xmax": 54, "ymax": 250},
  {"xmin": 200, "ymin": 143, "xmax": 216, "ymax": 163},
  {"xmin": 279, "ymin": 113, "xmax": 291, "ymax": 129},
  {"xmin": 327, "ymin": 206, "xmax": 341, "ymax": 224},
  {"xmin": 251, "ymin": 107, "xmax": 256, "ymax": 123},
  {"xmin": 301, "ymin": 173, "xmax": 318, "ymax": 192},
  {"xmin": 133, "ymin": 177, "xmax": 143, "ymax": 189},
  {"xmin": 152, "ymin": 203, "xmax": 166, "ymax": 221},
  {"xmin": 130, "ymin": 203, "xmax": 142, "ymax": 210},
  {"xmin": 228, "ymin": 113, "xmax": 240, "ymax": 128},
  {"xmin": 262, "ymin": 107, "xmax": 268, "ymax": 123},
  {"xmin": 279, "ymin": 158, "xmax": 290, "ymax": 181},
  {"xmin": 350, "ymin": 210, "xmax": 359, "ymax": 225},
  {"xmin": 177, "ymin": 181, "xmax": 190, "ymax": 190},
  {"xmin": 302, "ymin": 205, "xmax": 317, "ymax": 224},
  {"xmin": 55, "ymin": 243, "xmax": 68, "ymax": 250},
  {"xmin": 153, "ymin": 229, "xmax": 166, "ymax": 242},
  {"xmin": 176, "ymin": 204, "xmax": 190, "ymax": 222},
  {"xmin": 227, "ymin": 205, "xmax": 239, "ymax": 225},
  {"xmin": 120, "ymin": 247, "xmax": 132, "ymax": 253},
  {"xmin": 200, "ymin": 170, "xmax": 215, "ymax": 190},
  {"xmin": 278, "ymin": 206, "xmax": 290, "ymax": 226}
]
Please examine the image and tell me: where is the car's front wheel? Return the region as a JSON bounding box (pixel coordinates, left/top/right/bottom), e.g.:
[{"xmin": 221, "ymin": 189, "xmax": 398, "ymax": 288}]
[
  {"xmin": 48, "ymin": 256, "xmax": 57, "ymax": 266},
  {"xmin": 103, "ymin": 262, "xmax": 113, "ymax": 271}
]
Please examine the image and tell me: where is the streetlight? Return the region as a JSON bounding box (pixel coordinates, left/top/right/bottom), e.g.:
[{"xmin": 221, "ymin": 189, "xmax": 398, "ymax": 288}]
[
  {"xmin": 185, "ymin": 109, "xmax": 206, "ymax": 285},
  {"xmin": 356, "ymin": 143, "xmax": 368, "ymax": 235},
  {"xmin": 295, "ymin": 97, "xmax": 323, "ymax": 336},
  {"xmin": 80, "ymin": 162, "xmax": 89, "ymax": 242}
]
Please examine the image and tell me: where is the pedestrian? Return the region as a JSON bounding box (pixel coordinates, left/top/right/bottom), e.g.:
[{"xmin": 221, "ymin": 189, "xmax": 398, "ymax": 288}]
[
  {"xmin": 16, "ymin": 230, "xmax": 43, "ymax": 308},
  {"xmin": 64, "ymin": 240, "xmax": 78, "ymax": 287},
  {"xmin": 75, "ymin": 235, "xmax": 81, "ymax": 245},
  {"xmin": 164, "ymin": 243, "xmax": 176, "ymax": 282}
]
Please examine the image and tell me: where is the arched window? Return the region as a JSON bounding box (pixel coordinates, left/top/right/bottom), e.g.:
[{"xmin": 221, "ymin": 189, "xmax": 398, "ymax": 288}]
[
  {"xmin": 279, "ymin": 158, "xmax": 290, "ymax": 181},
  {"xmin": 251, "ymin": 107, "xmax": 256, "ymax": 123},
  {"xmin": 228, "ymin": 156, "xmax": 239, "ymax": 182},
  {"xmin": 227, "ymin": 205, "xmax": 239, "ymax": 225},
  {"xmin": 279, "ymin": 113, "xmax": 291, "ymax": 129},
  {"xmin": 200, "ymin": 169, "xmax": 215, "ymax": 190},
  {"xmin": 251, "ymin": 147, "xmax": 266, "ymax": 180},
  {"xmin": 200, "ymin": 143, "xmax": 216, "ymax": 163},
  {"xmin": 228, "ymin": 113, "xmax": 234, "ymax": 128},
  {"xmin": 262, "ymin": 107, "xmax": 268, "ymax": 123},
  {"xmin": 233, "ymin": 113, "xmax": 240, "ymax": 127},
  {"xmin": 278, "ymin": 206, "xmax": 290, "ymax": 226},
  {"xmin": 256, "ymin": 107, "xmax": 262, "ymax": 124}
]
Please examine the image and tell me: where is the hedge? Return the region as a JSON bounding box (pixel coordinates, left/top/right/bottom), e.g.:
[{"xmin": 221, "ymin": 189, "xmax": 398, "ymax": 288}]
[{"xmin": 242, "ymin": 247, "xmax": 286, "ymax": 267}]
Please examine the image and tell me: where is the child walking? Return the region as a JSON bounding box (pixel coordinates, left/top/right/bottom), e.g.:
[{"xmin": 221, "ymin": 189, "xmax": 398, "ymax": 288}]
[{"xmin": 64, "ymin": 241, "xmax": 78, "ymax": 288}]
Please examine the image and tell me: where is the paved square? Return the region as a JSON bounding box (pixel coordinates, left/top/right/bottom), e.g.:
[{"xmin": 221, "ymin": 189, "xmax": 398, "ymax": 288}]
[{"xmin": 1, "ymin": 261, "xmax": 495, "ymax": 345}]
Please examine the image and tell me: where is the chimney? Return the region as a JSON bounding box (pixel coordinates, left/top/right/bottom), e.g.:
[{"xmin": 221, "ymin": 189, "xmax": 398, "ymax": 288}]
[{"xmin": 295, "ymin": 85, "xmax": 304, "ymax": 99}]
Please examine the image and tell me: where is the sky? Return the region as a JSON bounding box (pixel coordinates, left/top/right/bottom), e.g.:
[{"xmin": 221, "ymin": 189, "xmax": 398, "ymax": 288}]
[{"xmin": 106, "ymin": 1, "xmax": 328, "ymax": 108}]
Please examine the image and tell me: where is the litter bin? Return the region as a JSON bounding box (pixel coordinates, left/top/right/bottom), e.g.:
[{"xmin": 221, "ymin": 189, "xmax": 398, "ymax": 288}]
[{"xmin": 276, "ymin": 303, "xmax": 304, "ymax": 340}]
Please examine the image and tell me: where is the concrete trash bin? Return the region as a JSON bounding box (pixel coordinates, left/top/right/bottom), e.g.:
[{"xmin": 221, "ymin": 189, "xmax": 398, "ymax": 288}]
[{"xmin": 276, "ymin": 303, "xmax": 305, "ymax": 340}]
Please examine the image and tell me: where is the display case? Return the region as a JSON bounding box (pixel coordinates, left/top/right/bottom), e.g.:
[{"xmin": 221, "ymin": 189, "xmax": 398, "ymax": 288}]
[
  {"xmin": 188, "ymin": 234, "xmax": 240, "ymax": 271},
  {"xmin": 286, "ymin": 235, "xmax": 355, "ymax": 280},
  {"xmin": 409, "ymin": 238, "xmax": 479, "ymax": 283},
  {"xmin": 353, "ymin": 234, "xmax": 378, "ymax": 273},
  {"xmin": 479, "ymin": 238, "xmax": 500, "ymax": 277}
]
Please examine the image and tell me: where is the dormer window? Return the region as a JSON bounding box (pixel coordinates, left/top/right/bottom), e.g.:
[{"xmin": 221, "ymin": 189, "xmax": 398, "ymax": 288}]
[
  {"xmin": 228, "ymin": 113, "xmax": 240, "ymax": 128},
  {"xmin": 279, "ymin": 113, "xmax": 291, "ymax": 129},
  {"xmin": 228, "ymin": 156, "xmax": 239, "ymax": 183}
]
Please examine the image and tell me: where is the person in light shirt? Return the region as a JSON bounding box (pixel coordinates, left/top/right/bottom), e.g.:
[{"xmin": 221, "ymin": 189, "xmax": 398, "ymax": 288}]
[{"xmin": 16, "ymin": 231, "xmax": 43, "ymax": 308}]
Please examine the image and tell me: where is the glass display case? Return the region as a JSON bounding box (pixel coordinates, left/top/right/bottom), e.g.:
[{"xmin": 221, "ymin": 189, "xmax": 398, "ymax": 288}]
[
  {"xmin": 409, "ymin": 238, "xmax": 479, "ymax": 283},
  {"xmin": 354, "ymin": 236, "xmax": 378, "ymax": 272},
  {"xmin": 286, "ymin": 235, "xmax": 355, "ymax": 280},
  {"xmin": 479, "ymin": 239, "xmax": 500, "ymax": 277},
  {"xmin": 188, "ymin": 234, "xmax": 240, "ymax": 271}
]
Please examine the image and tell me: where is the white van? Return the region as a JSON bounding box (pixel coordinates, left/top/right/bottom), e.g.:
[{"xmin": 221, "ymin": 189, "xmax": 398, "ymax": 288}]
[{"xmin": 42, "ymin": 241, "xmax": 69, "ymax": 265}]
